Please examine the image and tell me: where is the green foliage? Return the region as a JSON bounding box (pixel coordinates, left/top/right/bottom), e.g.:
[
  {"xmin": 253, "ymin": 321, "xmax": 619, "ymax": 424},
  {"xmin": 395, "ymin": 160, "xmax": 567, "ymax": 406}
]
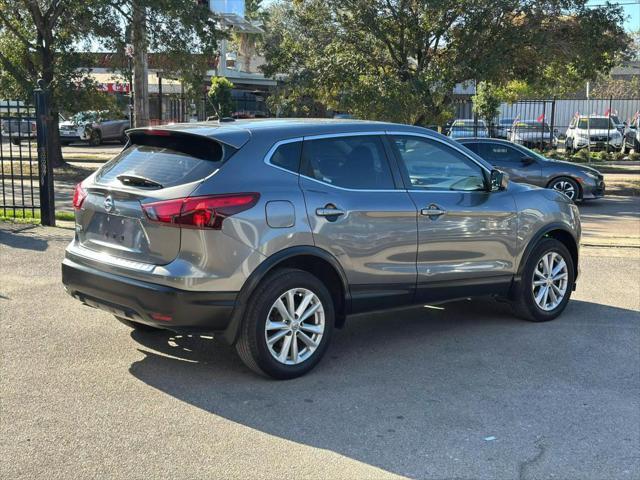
[
  {"xmin": 207, "ymin": 77, "xmax": 234, "ymax": 119},
  {"xmin": 261, "ymin": 0, "xmax": 629, "ymax": 121},
  {"xmin": 472, "ymin": 82, "xmax": 502, "ymax": 126}
]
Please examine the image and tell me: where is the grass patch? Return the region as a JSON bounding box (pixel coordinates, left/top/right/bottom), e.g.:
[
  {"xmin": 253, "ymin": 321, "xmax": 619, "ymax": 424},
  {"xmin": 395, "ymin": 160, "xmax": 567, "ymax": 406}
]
[{"xmin": 0, "ymin": 209, "xmax": 74, "ymax": 223}]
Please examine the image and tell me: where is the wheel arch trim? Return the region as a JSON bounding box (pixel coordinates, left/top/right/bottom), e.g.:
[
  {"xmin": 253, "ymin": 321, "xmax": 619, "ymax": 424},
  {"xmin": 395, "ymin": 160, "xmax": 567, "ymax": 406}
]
[
  {"xmin": 221, "ymin": 246, "xmax": 350, "ymax": 344},
  {"xmin": 515, "ymin": 222, "xmax": 579, "ymax": 283}
]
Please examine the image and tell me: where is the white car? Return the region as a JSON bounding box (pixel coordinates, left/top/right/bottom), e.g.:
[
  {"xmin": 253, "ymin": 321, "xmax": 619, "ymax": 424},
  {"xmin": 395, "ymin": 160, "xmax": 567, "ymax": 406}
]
[
  {"xmin": 565, "ymin": 115, "xmax": 623, "ymax": 153},
  {"xmin": 447, "ymin": 119, "xmax": 489, "ymax": 139}
]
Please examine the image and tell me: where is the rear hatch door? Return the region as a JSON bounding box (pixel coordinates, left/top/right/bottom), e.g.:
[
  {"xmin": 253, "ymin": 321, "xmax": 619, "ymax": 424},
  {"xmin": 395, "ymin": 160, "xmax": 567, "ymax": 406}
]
[{"xmin": 76, "ymin": 129, "xmax": 239, "ymax": 265}]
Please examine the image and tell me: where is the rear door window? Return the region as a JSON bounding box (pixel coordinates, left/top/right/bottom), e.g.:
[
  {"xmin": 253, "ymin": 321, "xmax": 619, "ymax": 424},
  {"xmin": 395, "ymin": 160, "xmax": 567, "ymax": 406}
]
[
  {"xmin": 473, "ymin": 143, "xmax": 527, "ymax": 165},
  {"xmin": 301, "ymin": 135, "xmax": 395, "ymax": 190}
]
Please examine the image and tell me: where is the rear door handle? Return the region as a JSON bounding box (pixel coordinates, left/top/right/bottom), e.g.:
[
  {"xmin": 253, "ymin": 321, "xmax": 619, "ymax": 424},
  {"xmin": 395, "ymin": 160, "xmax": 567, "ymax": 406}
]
[
  {"xmin": 316, "ymin": 207, "xmax": 345, "ymax": 217},
  {"xmin": 420, "ymin": 206, "xmax": 446, "ymax": 217}
]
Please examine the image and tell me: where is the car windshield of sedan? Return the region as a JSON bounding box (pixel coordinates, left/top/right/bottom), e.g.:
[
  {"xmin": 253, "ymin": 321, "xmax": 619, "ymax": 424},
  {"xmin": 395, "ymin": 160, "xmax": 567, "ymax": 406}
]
[
  {"xmin": 513, "ymin": 121, "xmax": 551, "ymax": 132},
  {"xmin": 451, "ymin": 120, "xmax": 487, "ymax": 131}
]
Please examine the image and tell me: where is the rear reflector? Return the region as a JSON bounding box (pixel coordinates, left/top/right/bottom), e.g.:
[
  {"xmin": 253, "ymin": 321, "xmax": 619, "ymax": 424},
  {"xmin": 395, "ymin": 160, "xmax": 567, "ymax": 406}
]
[
  {"xmin": 150, "ymin": 313, "xmax": 172, "ymax": 322},
  {"xmin": 72, "ymin": 183, "xmax": 87, "ymax": 210},
  {"xmin": 142, "ymin": 193, "xmax": 259, "ymax": 230}
]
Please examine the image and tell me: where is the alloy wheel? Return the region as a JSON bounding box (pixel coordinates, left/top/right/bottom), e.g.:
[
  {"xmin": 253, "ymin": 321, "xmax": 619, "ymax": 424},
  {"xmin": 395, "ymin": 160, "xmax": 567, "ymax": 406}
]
[
  {"xmin": 552, "ymin": 180, "xmax": 576, "ymax": 200},
  {"xmin": 532, "ymin": 252, "xmax": 568, "ymax": 311},
  {"xmin": 265, "ymin": 288, "xmax": 325, "ymax": 365}
]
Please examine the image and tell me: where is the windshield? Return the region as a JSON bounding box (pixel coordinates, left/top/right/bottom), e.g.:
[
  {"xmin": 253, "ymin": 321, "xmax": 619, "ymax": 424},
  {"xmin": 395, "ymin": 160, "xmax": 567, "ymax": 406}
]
[
  {"xmin": 452, "ymin": 120, "xmax": 486, "ymax": 130},
  {"xmin": 577, "ymin": 118, "xmax": 614, "ymax": 129},
  {"xmin": 514, "ymin": 121, "xmax": 550, "ymax": 132}
]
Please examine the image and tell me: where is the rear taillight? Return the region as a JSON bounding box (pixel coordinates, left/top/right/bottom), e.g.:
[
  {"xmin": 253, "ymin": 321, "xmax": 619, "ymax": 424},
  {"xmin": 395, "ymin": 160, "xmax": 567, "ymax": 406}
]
[
  {"xmin": 72, "ymin": 183, "xmax": 87, "ymax": 210},
  {"xmin": 142, "ymin": 193, "xmax": 259, "ymax": 230}
]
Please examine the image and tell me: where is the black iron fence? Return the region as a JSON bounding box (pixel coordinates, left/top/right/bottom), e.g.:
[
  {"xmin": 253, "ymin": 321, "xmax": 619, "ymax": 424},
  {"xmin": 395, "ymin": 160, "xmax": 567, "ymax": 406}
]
[{"xmin": 1, "ymin": 83, "xmax": 55, "ymax": 225}]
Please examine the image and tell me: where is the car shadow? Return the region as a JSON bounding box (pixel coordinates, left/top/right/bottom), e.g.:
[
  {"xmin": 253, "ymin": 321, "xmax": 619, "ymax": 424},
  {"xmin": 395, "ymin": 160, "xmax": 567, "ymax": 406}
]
[
  {"xmin": 127, "ymin": 298, "xmax": 639, "ymax": 478},
  {"xmin": 0, "ymin": 226, "xmax": 49, "ymax": 251}
]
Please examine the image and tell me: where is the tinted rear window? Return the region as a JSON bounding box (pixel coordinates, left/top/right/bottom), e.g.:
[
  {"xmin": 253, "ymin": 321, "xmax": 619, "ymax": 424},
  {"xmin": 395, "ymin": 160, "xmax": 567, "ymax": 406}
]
[{"xmin": 97, "ymin": 145, "xmax": 221, "ymax": 188}]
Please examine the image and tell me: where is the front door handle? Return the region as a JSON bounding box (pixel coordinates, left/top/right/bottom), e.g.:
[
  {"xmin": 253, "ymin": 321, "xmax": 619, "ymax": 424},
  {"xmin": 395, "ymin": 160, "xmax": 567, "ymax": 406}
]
[
  {"xmin": 420, "ymin": 205, "xmax": 446, "ymax": 217},
  {"xmin": 316, "ymin": 207, "xmax": 346, "ymax": 217}
]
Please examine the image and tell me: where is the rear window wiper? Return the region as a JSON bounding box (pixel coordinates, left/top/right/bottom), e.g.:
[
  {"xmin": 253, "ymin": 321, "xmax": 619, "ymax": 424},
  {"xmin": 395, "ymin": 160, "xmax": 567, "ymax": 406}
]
[{"xmin": 116, "ymin": 174, "xmax": 163, "ymax": 189}]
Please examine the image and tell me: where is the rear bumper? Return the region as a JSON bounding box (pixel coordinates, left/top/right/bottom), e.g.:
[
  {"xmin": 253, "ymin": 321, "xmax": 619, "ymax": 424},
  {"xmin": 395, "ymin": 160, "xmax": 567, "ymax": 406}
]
[{"xmin": 62, "ymin": 257, "xmax": 237, "ymax": 333}]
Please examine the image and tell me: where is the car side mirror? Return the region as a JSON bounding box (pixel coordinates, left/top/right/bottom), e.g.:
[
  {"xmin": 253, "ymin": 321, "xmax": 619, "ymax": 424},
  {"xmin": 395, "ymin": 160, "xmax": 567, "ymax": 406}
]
[
  {"xmin": 521, "ymin": 157, "xmax": 536, "ymax": 166},
  {"xmin": 490, "ymin": 169, "xmax": 508, "ymax": 192}
]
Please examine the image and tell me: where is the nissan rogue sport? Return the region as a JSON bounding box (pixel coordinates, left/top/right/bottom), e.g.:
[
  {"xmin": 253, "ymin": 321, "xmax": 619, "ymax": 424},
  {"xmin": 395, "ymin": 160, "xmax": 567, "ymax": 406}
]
[{"xmin": 62, "ymin": 120, "xmax": 581, "ymax": 379}]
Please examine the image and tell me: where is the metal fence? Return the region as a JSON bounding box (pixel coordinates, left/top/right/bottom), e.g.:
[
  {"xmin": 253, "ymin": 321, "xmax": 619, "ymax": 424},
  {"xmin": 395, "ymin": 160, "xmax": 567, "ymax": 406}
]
[
  {"xmin": 440, "ymin": 97, "xmax": 640, "ymax": 151},
  {"xmin": 0, "ymin": 100, "xmax": 39, "ymax": 219},
  {"xmin": 1, "ymin": 85, "xmax": 55, "ymax": 225}
]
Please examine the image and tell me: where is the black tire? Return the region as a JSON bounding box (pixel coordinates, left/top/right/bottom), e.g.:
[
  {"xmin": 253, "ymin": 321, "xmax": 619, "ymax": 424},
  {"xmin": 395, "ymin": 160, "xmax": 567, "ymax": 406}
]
[
  {"xmin": 11, "ymin": 138, "xmax": 21, "ymax": 146},
  {"xmin": 235, "ymin": 268, "xmax": 334, "ymax": 379},
  {"xmin": 88, "ymin": 129, "xmax": 102, "ymax": 146},
  {"xmin": 548, "ymin": 176, "xmax": 580, "ymax": 202},
  {"xmin": 511, "ymin": 238, "xmax": 575, "ymax": 322},
  {"xmin": 61, "ymin": 141, "xmax": 71, "ymax": 146},
  {"xmin": 115, "ymin": 316, "xmax": 162, "ymax": 331}
]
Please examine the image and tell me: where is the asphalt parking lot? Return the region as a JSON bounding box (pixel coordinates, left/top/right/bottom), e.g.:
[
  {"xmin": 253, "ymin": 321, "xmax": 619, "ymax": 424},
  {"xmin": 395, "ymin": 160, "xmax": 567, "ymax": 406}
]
[{"xmin": 1, "ymin": 221, "xmax": 638, "ymax": 479}]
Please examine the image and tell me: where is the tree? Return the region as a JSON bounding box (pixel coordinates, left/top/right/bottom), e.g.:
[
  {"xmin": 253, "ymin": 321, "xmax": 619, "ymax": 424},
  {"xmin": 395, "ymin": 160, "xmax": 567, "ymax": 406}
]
[
  {"xmin": 0, "ymin": 0, "xmax": 101, "ymax": 167},
  {"xmin": 207, "ymin": 76, "xmax": 234, "ymax": 119},
  {"xmin": 89, "ymin": 0, "xmax": 223, "ymax": 127},
  {"xmin": 261, "ymin": 0, "xmax": 629, "ymax": 124},
  {"xmin": 472, "ymin": 82, "xmax": 502, "ymax": 129}
]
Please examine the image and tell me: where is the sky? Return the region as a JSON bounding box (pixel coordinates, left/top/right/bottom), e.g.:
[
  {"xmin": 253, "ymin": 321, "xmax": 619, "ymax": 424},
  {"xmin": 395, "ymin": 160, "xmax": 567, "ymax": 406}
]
[
  {"xmin": 587, "ymin": 0, "xmax": 640, "ymax": 31},
  {"xmin": 260, "ymin": 0, "xmax": 639, "ymax": 32}
]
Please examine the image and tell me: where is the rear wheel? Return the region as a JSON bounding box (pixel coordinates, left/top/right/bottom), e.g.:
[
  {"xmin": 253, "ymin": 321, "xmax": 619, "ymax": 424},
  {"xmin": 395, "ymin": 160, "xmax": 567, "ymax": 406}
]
[
  {"xmin": 511, "ymin": 238, "xmax": 574, "ymax": 322},
  {"xmin": 549, "ymin": 176, "xmax": 579, "ymax": 202},
  {"xmin": 236, "ymin": 268, "xmax": 334, "ymax": 379},
  {"xmin": 115, "ymin": 316, "xmax": 162, "ymax": 331}
]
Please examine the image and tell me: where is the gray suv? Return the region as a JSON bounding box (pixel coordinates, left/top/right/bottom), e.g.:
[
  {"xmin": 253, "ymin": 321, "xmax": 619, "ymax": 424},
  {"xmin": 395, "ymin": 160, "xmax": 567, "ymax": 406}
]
[{"xmin": 62, "ymin": 120, "xmax": 581, "ymax": 379}]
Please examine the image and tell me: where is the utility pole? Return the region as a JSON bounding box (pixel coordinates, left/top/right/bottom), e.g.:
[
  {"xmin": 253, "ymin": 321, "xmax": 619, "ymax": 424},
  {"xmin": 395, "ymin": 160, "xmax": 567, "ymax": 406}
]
[{"xmin": 132, "ymin": 0, "xmax": 149, "ymax": 127}]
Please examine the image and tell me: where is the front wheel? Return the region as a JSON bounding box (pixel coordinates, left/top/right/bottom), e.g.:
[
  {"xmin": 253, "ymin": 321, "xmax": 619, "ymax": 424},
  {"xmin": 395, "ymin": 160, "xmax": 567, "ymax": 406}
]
[
  {"xmin": 236, "ymin": 268, "xmax": 334, "ymax": 379},
  {"xmin": 511, "ymin": 238, "xmax": 575, "ymax": 322},
  {"xmin": 549, "ymin": 176, "xmax": 579, "ymax": 202}
]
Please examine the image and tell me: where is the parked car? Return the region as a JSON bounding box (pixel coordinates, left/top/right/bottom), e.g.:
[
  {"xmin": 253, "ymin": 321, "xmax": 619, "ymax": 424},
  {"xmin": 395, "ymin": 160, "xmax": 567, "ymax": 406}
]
[
  {"xmin": 62, "ymin": 120, "xmax": 581, "ymax": 379},
  {"xmin": 622, "ymin": 116, "xmax": 639, "ymax": 154},
  {"xmin": 494, "ymin": 118, "xmax": 516, "ymax": 139},
  {"xmin": 447, "ymin": 119, "xmax": 489, "ymax": 139},
  {"xmin": 609, "ymin": 114, "xmax": 625, "ymax": 134},
  {"xmin": 1, "ymin": 115, "xmax": 36, "ymax": 145},
  {"xmin": 565, "ymin": 115, "xmax": 623, "ymax": 153},
  {"xmin": 459, "ymin": 138, "xmax": 605, "ymax": 202},
  {"xmin": 509, "ymin": 120, "xmax": 557, "ymax": 149},
  {"xmin": 59, "ymin": 111, "xmax": 129, "ymax": 146}
]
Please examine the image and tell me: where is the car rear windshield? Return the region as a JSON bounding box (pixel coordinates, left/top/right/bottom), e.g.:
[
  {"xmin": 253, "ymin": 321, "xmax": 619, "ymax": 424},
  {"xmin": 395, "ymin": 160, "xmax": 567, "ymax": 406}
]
[{"xmin": 96, "ymin": 135, "xmax": 234, "ymax": 189}]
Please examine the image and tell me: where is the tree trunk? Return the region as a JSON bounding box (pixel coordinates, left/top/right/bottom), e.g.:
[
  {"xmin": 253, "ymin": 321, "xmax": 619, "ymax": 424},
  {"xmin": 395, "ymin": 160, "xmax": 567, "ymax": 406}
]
[
  {"xmin": 132, "ymin": 0, "xmax": 150, "ymax": 127},
  {"xmin": 40, "ymin": 38, "xmax": 65, "ymax": 168}
]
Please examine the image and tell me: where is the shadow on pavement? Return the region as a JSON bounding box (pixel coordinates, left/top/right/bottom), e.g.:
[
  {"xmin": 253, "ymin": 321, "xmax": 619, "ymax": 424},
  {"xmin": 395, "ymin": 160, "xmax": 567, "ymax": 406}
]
[
  {"xmin": 0, "ymin": 227, "xmax": 49, "ymax": 251},
  {"xmin": 127, "ymin": 298, "xmax": 640, "ymax": 478}
]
